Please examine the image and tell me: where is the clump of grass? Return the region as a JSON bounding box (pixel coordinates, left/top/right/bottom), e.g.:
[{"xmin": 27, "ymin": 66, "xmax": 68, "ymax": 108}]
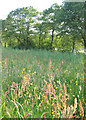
[
  {"xmin": 1, "ymin": 51, "xmax": 84, "ymax": 118},
  {"xmin": 1, "ymin": 71, "xmax": 84, "ymax": 118}
]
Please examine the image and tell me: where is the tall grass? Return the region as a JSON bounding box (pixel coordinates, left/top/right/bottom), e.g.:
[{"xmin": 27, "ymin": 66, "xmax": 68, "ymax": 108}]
[{"xmin": 1, "ymin": 47, "xmax": 84, "ymax": 118}]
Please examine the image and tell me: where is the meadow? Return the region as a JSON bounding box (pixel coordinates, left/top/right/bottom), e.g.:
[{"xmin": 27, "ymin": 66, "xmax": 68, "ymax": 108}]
[{"xmin": 1, "ymin": 47, "xmax": 84, "ymax": 118}]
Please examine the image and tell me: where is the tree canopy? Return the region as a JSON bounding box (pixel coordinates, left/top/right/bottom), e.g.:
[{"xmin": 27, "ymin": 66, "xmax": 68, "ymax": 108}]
[{"xmin": 1, "ymin": 1, "xmax": 85, "ymax": 52}]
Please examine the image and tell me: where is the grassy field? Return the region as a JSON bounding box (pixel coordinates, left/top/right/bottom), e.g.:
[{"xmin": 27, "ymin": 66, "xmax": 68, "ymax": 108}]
[{"xmin": 1, "ymin": 47, "xmax": 84, "ymax": 118}]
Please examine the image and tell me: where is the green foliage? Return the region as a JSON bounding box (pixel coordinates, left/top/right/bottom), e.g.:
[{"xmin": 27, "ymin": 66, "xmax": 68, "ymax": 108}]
[
  {"xmin": 60, "ymin": 2, "xmax": 84, "ymax": 51},
  {"xmin": 2, "ymin": 7, "xmax": 39, "ymax": 49},
  {"xmin": 1, "ymin": 2, "xmax": 85, "ymax": 52}
]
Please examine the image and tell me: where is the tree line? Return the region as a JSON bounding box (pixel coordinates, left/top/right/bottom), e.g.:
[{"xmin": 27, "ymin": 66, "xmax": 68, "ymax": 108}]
[{"xmin": 0, "ymin": 1, "xmax": 86, "ymax": 52}]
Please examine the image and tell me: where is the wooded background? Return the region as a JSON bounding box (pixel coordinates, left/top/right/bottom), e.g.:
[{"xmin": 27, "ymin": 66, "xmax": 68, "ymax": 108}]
[{"xmin": 0, "ymin": 2, "xmax": 86, "ymax": 52}]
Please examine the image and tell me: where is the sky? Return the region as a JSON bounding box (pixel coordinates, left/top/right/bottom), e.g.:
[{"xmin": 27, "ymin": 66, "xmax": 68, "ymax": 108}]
[{"xmin": 0, "ymin": 0, "xmax": 63, "ymax": 20}]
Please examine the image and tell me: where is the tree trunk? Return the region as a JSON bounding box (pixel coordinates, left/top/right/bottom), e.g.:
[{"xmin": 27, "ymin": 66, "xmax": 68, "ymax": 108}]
[
  {"xmin": 39, "ymin": 33, "xmax": 41, "ymax": 49},
  {"xmin": 23, "ymin": 38, "xmax": 26, "ymax": 48},
  {"xmin": 0, "ymin": 40, "xmax": 2, "ymax": 46},
  {"xmin": 50, "ymin": 29, "xmax": 54, "ymax": 50},
  {"xmin": 4, "ymin": 42, "xmax": 6, "ymax": 47},
  {"xmin": 17, "ymin": 38, "xmax": 20, "ymax": 43},
  {"xmin": 26, "ymin": 26, "xmax": 30, "ymax": 46},
  {"xmin": 72, "ymin": 40, "xmax": 75, "ymax": 53}
]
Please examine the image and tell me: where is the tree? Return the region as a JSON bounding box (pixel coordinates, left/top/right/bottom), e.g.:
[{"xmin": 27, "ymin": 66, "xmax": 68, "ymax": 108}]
[
  {"xmin": 59, "ymin": 2, "xmax": 84, "ymax": 52},
  {"xmin": 2, "ymin": 6, "xmax": 38, "ymax": 49},
  {"xmin": 33, "ymin": 12, "xmax": 49, "ymax": 49},
  {"xmin": 42, "ymin": 3, "xmax": 61, "ymax": 50},
  {"xmin": 2, "ymin": 2, "xmax": 85, "ymax": 52}
]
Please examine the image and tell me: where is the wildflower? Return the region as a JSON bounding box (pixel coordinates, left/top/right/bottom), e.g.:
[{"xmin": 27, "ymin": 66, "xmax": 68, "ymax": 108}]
[
  {"xmin": 52, "ymin": 103, "xmax": 54, "ymax": 106},
  {"xmin": 24, "ymin": 76, "xmax": 27, "ymax": 79},
  {"xmin": 54, "ymin": 97, "xmax": 57, "ymax": 100},
  {"xmin": 26, "ymin": 92, "xmax": 29, "ymax": 94},
  {"xmin": 76, "ymin": 81, "xmax": 78, "ymax": 85},
  {"xmin": 34, "ymin": 87, "xmax": 37, "ymax": 90},
  {"xmin": 57, "ymin": 105, "xmax": 59, "ymax": 108},
  {"xmin": 13, "ymin": 82, "xmax": 15, "ymax": 84},
  {"xmin": 73, "ymin": 95, "xmax": 75, "ymax": 97},
  {"xmin": 30, "ymin": 83, "xmax": 32, "ymax": 85},
  {"xmin": 57, "ymin": 80, "xmax": 60, "ymax": 84},
  {"xmin": 48, "ymin": 59, "xmax": 52, "ymax": 70},
  {"xmin": 57, "ymin": 113, "xmax": 59, "ymax": 116},
  {"xmin": 29, "ymin": 93, "xmax": 31, "ymax": 98},
  {"xmin": 52, "ymin": 111, "xmax": 54, "ymax": 114},
  {"xmin": 79, "ymin": 99, "xmax": 84, "ymax": 116},
  {"xmin": 77, "ymin": 95, "xmax": 79, "ymax": 97},
  {"xmin": 29, "ymin": 70, "xmax": 31, "ymax": 72},
  {"xmin": 53, "ymin": 115, "xmax": 55, "ymax": 118},
  {"xmin": 47, "ymin": 100, "xmax": 49, "ymax": 105},
  {"xmin": 74, "ymin": 98, "xmax": 77, "ymax": 109},
  {"xmin": 23, "ymin": 68, "xmax": 25, "ymax": 71},
  {"xmin": 24, "ymin": 94, "xmax": 26, "ymax": 96},
  {"xmin": 51, "ymin": 97, "xmax": 54, "ymax": 99},
  {"xmin": 76, "ymin": 73, "xmax": 79, "ymax": 79},
  {"xmin": 66, "ymin": 98, "xmax": 68, "ymax": 100}
]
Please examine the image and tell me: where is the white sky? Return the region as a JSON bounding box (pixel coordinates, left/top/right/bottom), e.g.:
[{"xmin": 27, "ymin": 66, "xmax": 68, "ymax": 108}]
[{"xmin": 0, "ymin": 0, "xmax": 63, "ymax": 20}]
